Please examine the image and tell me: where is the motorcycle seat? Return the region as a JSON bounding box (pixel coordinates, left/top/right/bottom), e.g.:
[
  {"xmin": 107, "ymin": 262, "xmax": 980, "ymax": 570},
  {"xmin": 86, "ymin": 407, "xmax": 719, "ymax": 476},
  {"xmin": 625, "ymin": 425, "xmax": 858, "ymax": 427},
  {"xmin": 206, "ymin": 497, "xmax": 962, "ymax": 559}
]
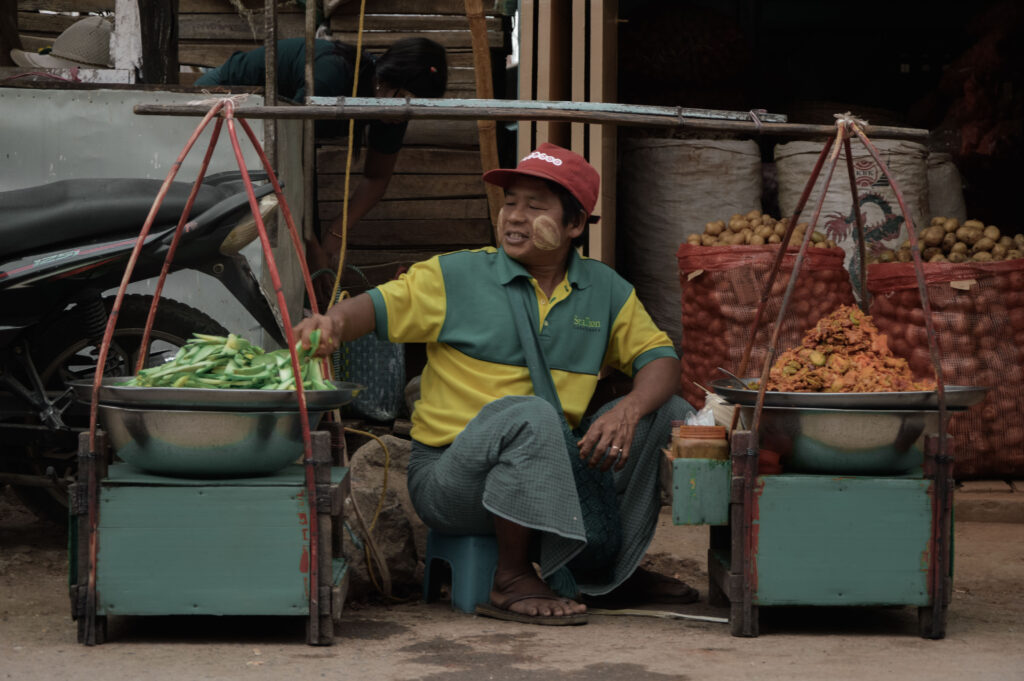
[{"xmin": 0, "ymin": 178, "xmax": 238, "ymax": 261}]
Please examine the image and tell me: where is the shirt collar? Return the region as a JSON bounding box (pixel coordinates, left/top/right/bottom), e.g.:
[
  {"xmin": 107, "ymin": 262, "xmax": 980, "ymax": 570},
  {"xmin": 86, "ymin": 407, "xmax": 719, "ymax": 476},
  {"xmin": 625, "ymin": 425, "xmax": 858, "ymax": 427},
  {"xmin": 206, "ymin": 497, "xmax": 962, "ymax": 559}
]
[{"xmin": 496, "ymin": 248, "xmax": 591, "ymax": 290}]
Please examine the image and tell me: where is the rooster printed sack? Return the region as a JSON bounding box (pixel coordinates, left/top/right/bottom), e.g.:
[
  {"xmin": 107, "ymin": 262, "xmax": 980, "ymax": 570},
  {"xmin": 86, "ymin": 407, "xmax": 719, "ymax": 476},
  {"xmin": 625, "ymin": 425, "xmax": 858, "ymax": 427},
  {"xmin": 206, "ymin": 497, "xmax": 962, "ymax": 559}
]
[{"xmin": 774, "ymin": 139, "xmax": 929, "ymax": 295}]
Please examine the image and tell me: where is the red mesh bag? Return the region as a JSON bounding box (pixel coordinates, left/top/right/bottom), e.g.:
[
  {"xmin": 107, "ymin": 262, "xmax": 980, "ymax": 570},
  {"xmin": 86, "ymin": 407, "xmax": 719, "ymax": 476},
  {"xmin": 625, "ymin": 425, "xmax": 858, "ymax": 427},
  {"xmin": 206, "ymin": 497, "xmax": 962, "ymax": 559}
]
[
  {"xmin": 867, "ymin": 261, "xmax": 1024, "ymax": 479},
  {"xmin": 676, "ymin": 244, "xmax": 855, "ymax": 409}
]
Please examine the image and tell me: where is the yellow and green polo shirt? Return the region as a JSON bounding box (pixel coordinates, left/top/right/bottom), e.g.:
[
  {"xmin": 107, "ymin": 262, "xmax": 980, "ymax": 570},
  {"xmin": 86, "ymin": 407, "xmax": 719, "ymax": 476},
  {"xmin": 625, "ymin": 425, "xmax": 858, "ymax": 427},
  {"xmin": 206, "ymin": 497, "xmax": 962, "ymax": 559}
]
[{"xmin": 367, "ymin": 247, "xmax": 677, "ymax": 447}]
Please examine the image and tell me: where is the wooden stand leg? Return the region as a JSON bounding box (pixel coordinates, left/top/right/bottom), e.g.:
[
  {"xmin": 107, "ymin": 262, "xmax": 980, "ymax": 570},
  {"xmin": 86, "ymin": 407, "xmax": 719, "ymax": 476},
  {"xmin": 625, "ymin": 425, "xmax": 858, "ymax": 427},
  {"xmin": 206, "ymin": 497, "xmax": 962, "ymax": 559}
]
[
  {"xmin": 307, "ymin": 430, "xmax": 335, "ymax": 646},
  {"xmin": 707, "ymin": 526, "xmax": 729, "ymax": 607},
  {"xmin": 920, "ymin": 433, "xmax": 953, "ymax": 640},
  {"xmin": 729, "ymin": 430, "xmax": 759, "ymax": 637},
  {"xmin": 76, "ymin": 430, "xmax": 108, "ymax": 646}
]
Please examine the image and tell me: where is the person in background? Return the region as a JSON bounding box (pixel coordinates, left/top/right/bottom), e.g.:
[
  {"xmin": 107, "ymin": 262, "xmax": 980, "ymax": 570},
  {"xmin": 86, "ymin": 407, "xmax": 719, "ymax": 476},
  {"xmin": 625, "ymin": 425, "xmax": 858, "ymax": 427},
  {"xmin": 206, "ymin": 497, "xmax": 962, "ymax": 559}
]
[
  {"xmin": 196, "ymin": 36, "xmax": 448, "ymax": 303},
  {"xmin": 293, "ymin": 143, "xmax": 698, "ymax": 625}
]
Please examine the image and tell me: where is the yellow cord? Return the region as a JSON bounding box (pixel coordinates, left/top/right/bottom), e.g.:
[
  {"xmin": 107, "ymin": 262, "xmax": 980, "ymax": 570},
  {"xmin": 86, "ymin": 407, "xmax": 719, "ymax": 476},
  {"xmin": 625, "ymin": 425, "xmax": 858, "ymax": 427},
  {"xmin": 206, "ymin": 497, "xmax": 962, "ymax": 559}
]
[{"xmin": 326, "ymin": 0, "xmax": 368, "ymax": 312}]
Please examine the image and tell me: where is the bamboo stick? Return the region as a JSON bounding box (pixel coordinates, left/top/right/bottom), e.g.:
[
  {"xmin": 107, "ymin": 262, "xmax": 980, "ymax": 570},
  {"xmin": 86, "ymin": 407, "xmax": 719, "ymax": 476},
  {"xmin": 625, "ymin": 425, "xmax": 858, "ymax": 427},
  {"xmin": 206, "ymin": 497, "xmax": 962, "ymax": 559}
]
[
  {"xmin": 134, "ymin": 98, "xmax": 930, "ymax": 141},
  {"xmin": 464, "ymin": 0, "xmax": 503, "ymax": 233}
]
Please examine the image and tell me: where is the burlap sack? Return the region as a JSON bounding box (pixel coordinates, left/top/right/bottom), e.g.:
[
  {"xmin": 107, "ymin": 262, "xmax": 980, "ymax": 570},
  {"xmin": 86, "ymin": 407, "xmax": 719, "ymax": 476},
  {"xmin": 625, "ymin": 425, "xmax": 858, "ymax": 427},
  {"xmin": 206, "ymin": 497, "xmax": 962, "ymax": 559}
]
[
  {"xmin": 926, "ymin": 152, "xmax": 967, "ymax": 224},
  {"xmin": 620, "ymin": 138, "xmax": 762, "ymax": 349},
  {"xmin": 774, "ymin": 139, "xmax": 929, "ymax": 292}
]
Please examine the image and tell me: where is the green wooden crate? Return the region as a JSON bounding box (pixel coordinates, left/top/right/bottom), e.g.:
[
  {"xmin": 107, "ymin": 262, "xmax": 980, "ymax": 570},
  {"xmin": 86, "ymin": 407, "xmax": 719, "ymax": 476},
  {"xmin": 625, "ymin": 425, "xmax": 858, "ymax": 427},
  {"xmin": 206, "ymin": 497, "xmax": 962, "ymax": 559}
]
[
  {"xmin": 752, "ymin": 475, "xmax": 933, "ymax": 606},
  {"xmin": 90, "ymin": 464, "xmax": 347, "ymax": 617}
]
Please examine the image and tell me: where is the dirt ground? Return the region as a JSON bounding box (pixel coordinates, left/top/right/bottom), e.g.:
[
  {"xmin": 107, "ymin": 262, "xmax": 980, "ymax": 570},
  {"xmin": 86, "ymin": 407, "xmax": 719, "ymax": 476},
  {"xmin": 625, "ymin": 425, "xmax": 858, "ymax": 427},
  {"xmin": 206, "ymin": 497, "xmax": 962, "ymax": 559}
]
[{"xmin": 2, "ymin": 484, "xmax": 1023, "ymax": 681}]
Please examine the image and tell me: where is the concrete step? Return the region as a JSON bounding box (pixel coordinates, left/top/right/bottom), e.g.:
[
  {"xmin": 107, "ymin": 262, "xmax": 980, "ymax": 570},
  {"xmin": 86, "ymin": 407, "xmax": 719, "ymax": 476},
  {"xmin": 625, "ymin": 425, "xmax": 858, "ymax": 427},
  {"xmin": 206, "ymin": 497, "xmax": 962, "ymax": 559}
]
[{"xmin": 954, "ymin": 480, "xmax": 1024, "ymax": 523}]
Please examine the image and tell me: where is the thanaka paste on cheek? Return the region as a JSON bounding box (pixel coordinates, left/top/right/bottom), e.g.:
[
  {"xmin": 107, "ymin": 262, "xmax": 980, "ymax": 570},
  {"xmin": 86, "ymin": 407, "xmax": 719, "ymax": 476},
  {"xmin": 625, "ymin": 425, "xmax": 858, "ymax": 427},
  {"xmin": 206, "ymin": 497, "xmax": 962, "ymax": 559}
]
[
  {"xmin": 496, "ymin": 206, "xmax": 507, "ymax": 243},
  {"xmin": 531, "ymin": 215, "xmax": 562, "ymax": 250}
]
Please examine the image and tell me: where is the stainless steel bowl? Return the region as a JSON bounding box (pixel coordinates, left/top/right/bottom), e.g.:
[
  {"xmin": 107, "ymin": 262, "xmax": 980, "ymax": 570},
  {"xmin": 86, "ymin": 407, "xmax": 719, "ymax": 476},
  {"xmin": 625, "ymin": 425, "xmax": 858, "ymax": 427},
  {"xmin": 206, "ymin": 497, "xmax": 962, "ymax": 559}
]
[
  {"xmin": 739, "ymin": 407, "xmax": 938, "ymax": 475},
  {"xmin": 98, "ymin": 405, "xmax": 327, "ymax": 478}
]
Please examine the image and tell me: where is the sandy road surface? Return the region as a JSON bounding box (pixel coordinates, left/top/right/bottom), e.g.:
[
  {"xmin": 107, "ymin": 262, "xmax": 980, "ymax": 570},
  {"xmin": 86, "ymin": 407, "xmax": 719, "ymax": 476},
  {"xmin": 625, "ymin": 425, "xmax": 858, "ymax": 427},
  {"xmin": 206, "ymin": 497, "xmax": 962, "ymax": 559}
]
[{"xmin": 2, "ymin": 486, "xmax": 1023, "ymax": 681}]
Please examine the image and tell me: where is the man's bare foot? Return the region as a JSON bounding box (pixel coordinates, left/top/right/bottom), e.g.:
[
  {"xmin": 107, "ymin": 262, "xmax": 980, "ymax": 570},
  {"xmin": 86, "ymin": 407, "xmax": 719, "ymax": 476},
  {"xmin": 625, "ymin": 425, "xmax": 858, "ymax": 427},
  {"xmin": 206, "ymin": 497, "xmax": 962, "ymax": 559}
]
[
  {"xmin": 492, "ymin": 569, "xmax": 586, "ymax": 617},
  {"xmin": 474, "ymin": 569, "xmax": 588, "ymax": 625}
]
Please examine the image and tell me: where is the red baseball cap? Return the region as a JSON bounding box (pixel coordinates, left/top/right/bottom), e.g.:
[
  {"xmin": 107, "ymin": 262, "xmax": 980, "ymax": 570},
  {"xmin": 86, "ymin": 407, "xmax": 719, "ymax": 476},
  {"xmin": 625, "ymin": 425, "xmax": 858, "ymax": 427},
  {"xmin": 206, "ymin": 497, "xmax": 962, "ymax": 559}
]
[{"xmin": 483, "ymin": 143, "xmax": 600, "ymax": 218}]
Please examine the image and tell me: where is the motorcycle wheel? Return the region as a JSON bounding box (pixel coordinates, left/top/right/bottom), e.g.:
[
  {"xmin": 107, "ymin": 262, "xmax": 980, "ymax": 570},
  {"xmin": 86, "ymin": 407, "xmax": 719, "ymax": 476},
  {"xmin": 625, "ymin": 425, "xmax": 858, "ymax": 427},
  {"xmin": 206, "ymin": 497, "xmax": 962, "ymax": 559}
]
[{"xmin": 11, "ymin": 294, "xmax": 229, "ymax": 523}]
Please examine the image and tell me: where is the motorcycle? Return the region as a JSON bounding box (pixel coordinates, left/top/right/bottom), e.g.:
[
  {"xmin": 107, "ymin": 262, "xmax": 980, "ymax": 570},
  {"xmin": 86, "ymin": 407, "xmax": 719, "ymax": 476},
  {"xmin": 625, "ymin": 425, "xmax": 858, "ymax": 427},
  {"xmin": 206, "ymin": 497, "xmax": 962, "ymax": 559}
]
[{"xmin": 0, "ymin": 170, "xmax": 287, "ymax": 521}]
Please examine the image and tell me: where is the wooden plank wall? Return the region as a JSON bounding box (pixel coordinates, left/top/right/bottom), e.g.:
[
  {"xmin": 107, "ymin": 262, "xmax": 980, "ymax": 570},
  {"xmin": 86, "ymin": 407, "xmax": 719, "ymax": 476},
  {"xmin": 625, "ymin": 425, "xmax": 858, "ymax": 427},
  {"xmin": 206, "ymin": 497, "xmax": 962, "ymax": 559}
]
[
  {"xmin": 14, "ymin": 0, "xmax": 512, "ymax": 289},
  {"xmin": 518, "ymin": 0, "xmax": 617, "ymax": 266}
]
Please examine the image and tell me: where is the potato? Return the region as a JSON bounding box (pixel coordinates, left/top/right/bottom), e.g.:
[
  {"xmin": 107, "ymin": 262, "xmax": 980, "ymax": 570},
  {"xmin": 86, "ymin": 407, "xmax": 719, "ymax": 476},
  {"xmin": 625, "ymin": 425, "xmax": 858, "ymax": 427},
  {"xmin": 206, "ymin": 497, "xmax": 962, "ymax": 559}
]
[
  {"xmin": 1015, "ymin": 234, "xmax": 1024, "ymax": 248},
  {"xmin": 750, "ymin": 234, "xmax": 766, "ymax": 246},
  {"xmin": 922, "ymin": 246, "xmax": 943, "ymax": 260},
  {"xmin": 955, "ymin": 226, "xmax": 972, "ymax": 243},
  {"xmin": 878, "ymin": 249, "xmax": 896, "ymax": 263},
  {"xmin": 998, "ymin": 235, "xmax": 1014, "ymax": 249},
  {"xmin": 947, "ymin": 251, "xmax": 968, "ymax": 263},
  {"xmin": 826, "ymin": 239, "xmax": 837, "ymax": 249},
  {"xmin": 740, "ymin": 228, "xmax": 753, "ymax": 243},
  {"xmin": 941, "ymin": 232, "xmax": 958, "ymax": 252},
  {"xmin": 1008, "ymin": 249, "xmax": 1023, "ymax": 260},
  {"xmin": 774, "ymin": 222, "xmax": 787, "ymax": 237},
  {"xmin": 943, "ymin": 217, "xmax": 960, "ymax": 232},
  {"xmin": 950, "ymin": 242, "xmax": 968, "ymax": 255},
  {"xmin": 896, "ymin": 248, "xmax": 913, "ymax": 262},
  {"xmin": 929, "ymin": 253, "xmax": 948, "ymax": 263},
  {"xmin": 813, "ymin": 241, "xmax": 828, "ymax": 248},
  {"xmin": 700, "ymin": 233, "xmax": 717, "ymax": 246},
  {"xmin": 686, "ymin": 233, "xmax": 702, "ymax": 245},
  {"xmin": 963, "ymin": 219, "xmax": 984, "ymax": 230},
  {"xmin": 973, "ymin": 237, "xmax": 996, "ymax": 252},
  {"xmin": 767, "ymin": 233, "xmax": 782, "ymax": 244},
  {"xmin": 899, "ymin": 239, "xmax": 911, "ymax": 250},
  {"xmin": 930, "ymin": 216, "xmax": 945, "ymax": 226},
  {"xmin": 992, "ymin": 244, "xmax": 1008, "ymax": 260},
  {"xmin": 705, "ymin": 221, "xmax": 725, "ymax": 236},
  {"xmin": 808, "ymin": 231, "xmax": 824, "ymax": 244},
  {"xmin": 749, "ymin": 217, "xmax": 763, "ymax": 228},
  {"xmin": 756, "ymin": 225, "xmax": 773, "ymax": 239},
  {"xmin": 972, "ymin": 251, "xmax": 993, "ymax": 262},
  {"xmin": 963, "ymin": 228, "xmax": 983, "ymax": 246},
  {"xmin": 745, "ymin": 209, "xmax": 762, "ymax": 221},
  {"xmin": 728, "ymin": 218, "xmax": 746, "ymax": 233},
  {"xmin": 922, "ymin": 225, "xmax": 945, "ymax": 247},
  {"xmin": 984, "ymin": 225, "xmax": 1001, "ymax": 241}
]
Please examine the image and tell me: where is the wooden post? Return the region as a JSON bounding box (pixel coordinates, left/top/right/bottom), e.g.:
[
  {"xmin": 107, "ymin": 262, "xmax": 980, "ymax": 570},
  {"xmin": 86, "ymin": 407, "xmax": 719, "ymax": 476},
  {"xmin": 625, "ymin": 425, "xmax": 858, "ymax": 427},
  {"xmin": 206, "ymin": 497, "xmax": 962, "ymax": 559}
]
[
  {"xmin": 307, "ymin": 430, "xmax": 335, "ymax": 645},
  {"xmin": 920, "ymin": 433, "xmax": 952, "ymax": 639},
  {"xmin": 303, "ymin": 0, "xmax": 316, "ymax": 243},
  {"xmin": 465, "ymin": 0, "xmax": 503, "ymax": 235},
  {"xmin": 76, "ymin": 430, "xmax": 109, "ymax": 646},
  {"xmin": 137, "ymin": 0, "xmax": 179, "ymax": 84},
  {"xmin": 0, "ymin": 0, "xmax": 20, "ymax": 67},
  {"xmin": 263, "ymin": 0, "xmax": 278, "ymax": 243},
  {"xmin": 729, "ymin": 430, "xmax": 759, "ymax": 637}
]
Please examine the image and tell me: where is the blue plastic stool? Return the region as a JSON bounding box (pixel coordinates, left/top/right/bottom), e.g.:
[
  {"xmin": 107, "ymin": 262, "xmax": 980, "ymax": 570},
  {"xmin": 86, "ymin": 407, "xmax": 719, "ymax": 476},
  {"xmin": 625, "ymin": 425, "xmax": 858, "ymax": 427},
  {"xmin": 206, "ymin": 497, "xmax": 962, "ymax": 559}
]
[{"xmin": 422, "ymin": 530, "xmax": 498, "ymax": 613}]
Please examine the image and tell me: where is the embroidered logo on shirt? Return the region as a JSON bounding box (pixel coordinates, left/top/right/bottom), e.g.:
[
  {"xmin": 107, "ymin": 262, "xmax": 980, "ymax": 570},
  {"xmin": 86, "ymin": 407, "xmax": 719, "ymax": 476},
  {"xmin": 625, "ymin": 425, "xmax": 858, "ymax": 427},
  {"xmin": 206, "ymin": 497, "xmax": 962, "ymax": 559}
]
[
  {"xmin": 573, "ymin": 315, "xmax": 601, "ymax": 331},
  {"xmin": 521, "ymin": 150, "xmax": 563, "ymax": 166}
]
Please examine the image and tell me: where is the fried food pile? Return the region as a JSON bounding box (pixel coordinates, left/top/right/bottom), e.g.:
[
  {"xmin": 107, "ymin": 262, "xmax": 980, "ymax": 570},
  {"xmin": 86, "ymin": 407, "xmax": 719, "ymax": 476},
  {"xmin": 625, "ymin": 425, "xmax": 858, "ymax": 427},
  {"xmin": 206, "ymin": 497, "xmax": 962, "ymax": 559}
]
[{"xmin": 766, "ymin": 305, "xmax": 936, "ymax": 392}]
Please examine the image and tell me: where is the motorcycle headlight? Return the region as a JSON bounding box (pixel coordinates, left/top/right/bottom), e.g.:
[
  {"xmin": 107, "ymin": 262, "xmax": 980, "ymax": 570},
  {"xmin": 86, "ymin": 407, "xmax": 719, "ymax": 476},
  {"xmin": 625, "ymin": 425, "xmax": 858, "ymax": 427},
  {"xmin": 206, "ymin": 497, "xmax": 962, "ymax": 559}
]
[{"xmin": 219, "ymin": 194, "xmax": 279, "ymax": 255}]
